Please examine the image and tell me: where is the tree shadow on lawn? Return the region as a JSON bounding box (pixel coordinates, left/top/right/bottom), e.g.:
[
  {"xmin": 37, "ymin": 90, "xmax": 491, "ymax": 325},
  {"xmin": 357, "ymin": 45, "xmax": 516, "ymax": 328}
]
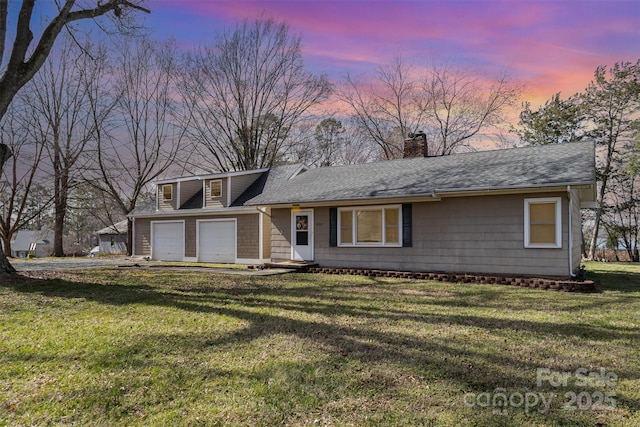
[
  {"xmin": 2, "ymin": 272, "xmax": 639, "ymax": 419},
  {"xmin": 587, "ymin": 268, "xmax": 640, "ymax": 293}
]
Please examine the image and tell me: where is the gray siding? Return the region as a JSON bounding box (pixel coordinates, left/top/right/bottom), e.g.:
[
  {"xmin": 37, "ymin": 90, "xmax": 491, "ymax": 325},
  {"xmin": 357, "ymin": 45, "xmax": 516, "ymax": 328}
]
[
  {"xmin": 230, "ymin": 173, "xmax": 262, "ymax": 204},
  {"xmin": 570, "ymin": 188, "xmax": 583, "ymax": 273},
  {"xmin": 204, "ymin": 178, "xmax": 227, "ymax": 208},
  {"xmin": 99, "ymin": 234, "xmax": 127, "ymax": 255},
  {"xmin": 157, "ymin": 183, "xmax": 177, "ymax": 210},
  {"xmin": 271, "ymin": 193, "xmax": 575, "ymax": 277},
  {"xmin": 134, "ymin": 213, "xmax": 260, "ymax": 260},
  {"xmin": 262, "ymin": 209, "xmax": 271, "ymax": 259},
  {"xmin": 134, "ymin": 219, "xmax": 151, "ymax": 256},
  {"xmin": 270, "ymin": 208, "xmax": 291, "ymax": 262},
  {"xmin": 180, "ymin": 179, "xmax": 202, "ymax": 208}
]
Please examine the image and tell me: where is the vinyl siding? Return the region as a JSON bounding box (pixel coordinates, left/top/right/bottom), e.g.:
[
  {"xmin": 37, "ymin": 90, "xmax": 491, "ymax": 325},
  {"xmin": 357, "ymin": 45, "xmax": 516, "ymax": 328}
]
[
  {"xmin": 134, "ymin": 213, "xmax": 260, "ymax": 260},
  {"xmin": 180, "ymin": 179, "xmax": 202, "ymax": 208},
  {"xmin": 98, "ymin": 234, "xmax": 127, "ymax": 255},
  {"xmin": 262, "ymin": 208, "xmax": 271, "ymax": 259},
  {"xmin": 230, "ymin": 173, "xmax": 262, "ymax": 205},
  {"xmin": 204, "ymin": 178, "xmax": 227, "ymax": 208},
  {"xmin": 270, "ymin": 208, "xmax": 292, "ymax": 262},
  {"xmin": 157, "ymin": 183, "xmax": 177, "ymax": 210},
  {"xmin": 134, "ymin": 219, "xmax": 151, "ymax": 256},
  {"xmin": 270, "ymin": 193, "xmax": 574, "ymax": 277},
  {"xmin": 570, "ymin": 188, "xmax": 582, "ymax": 274}
]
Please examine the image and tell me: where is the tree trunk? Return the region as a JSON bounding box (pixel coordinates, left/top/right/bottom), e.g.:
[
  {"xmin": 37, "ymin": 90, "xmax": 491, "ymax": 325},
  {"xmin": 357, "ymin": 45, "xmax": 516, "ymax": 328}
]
[
  {"xmin": 0, "ymin": 143, "xmax": 16, "ymax": 274},
  {"xmin": 2, "ymin": 237, "xmax": 12, "ymax": 257},
  {"xmin": 588, "ymin": 200, "xmax": 604, "ymax": 260},
  {"xmin": 53, "ymin": 203, "xmax": 65, "ymax": 257},
  {"xmin": 588, "ymin": 143, "xmax": 616, "ymax": 260},
  {"xmin": 127, "ymin": 218, "xmax": 133, "ymax": 256},
  {"xmin": 52, "ymin": 168, "xmax": 68, "ymax": 257}
]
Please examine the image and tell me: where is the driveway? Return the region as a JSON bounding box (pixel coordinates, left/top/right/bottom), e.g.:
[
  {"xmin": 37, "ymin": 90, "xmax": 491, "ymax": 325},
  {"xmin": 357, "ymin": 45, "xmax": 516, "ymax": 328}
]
[
  {"xmin": 10, "ymin": 257, "xmax": 291, "ymax": 276},
  {"xmin": 11, "ymin": 257, "xmax": 136, "ymax": 272}
]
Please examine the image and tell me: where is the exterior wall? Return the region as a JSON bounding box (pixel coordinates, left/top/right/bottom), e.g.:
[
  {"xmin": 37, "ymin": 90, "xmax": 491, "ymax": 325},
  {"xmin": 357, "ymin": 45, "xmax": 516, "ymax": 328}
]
[
  {"xmin": 230, "ymin": 173, "xmax": 261, "ymax": 204},
  {"xmin": 134, "ymin": 218, "xmax": 151, "ymax": 256},
  {"xmin": 157, "ymin": 183, "xmax": 177, "ymax": 210},
  {"xmin": 270, "ymin": 192, "xmax": 576, "ymax": 277},
  {"xmin": 270, "ymin": 208, "xmax": 292, "ymax": 262},
  {"xmin": 204, "ymin": 178, "xmax": 228, "ymax": 208},
  {"xmin": 570, "ymin": 188, "xmax": 583, "ymax": 274},
  {"xmin": 262, "ymin": 209, "xmax": 271, "ymax": 259},
  {"xmin": 99, "ymin": 234, "xmax": 127, "ymax": 255},
  {"xmin": 180, "ymin": 179, "xmax": 202, "ymax": 208},
  {"xmin": 133, "ymin": 213, "xmax": 260, "ymax": 260}
]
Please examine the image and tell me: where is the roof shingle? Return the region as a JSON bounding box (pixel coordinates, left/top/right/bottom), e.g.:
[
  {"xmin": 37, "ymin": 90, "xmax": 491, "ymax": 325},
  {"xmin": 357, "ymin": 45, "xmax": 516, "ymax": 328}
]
[{"xmin": 245, "ymin": 141, "xmax": 595, "ymax": 205}]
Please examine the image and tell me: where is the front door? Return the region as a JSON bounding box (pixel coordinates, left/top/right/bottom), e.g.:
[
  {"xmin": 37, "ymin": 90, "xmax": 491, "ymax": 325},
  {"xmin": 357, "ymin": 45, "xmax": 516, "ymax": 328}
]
[{"xmin": 292, "ymin": 209, "xmax": 313, "ymax": 261}]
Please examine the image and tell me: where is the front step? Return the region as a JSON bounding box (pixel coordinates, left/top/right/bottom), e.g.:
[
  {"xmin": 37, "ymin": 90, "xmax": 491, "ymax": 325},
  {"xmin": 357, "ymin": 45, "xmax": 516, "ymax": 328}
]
[{"xmin": 264, "ymin": 261, "xmax": 319, "ymax": 272}]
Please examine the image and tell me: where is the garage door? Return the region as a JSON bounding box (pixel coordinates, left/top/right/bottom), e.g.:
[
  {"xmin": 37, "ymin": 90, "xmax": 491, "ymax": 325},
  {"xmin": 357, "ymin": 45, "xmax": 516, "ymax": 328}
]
[
  {"xmin": 198, "ymin": 220, "xmax": 236, "ymax": 263},
  {"xmin": 152, "ymin": 221, "xmax": 184, "ymax": 261}
]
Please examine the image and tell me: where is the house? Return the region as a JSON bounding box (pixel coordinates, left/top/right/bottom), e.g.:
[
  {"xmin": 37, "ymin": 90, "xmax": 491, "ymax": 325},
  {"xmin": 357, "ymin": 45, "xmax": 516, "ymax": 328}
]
[
  {"xmin": 130, "ymin": 140, "xmax": 596, "ymax": 278},
  {"xmin": 10, "ymin": 229, "xmax": 54, "ymax": 258},
  {"xmin": 96, "ymin": 220, "xmax": 128, "ymax": 255},
  {"xmin": 129, "ymin": 168, "xmax": 275, "ymax": 264}
]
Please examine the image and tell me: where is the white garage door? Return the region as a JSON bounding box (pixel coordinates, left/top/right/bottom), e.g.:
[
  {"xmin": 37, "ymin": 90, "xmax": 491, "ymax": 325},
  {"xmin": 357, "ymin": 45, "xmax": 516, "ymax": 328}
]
[
  {"xmin": 198, "ymin": 220, "xmax": 236, "ymax": 263},
  {"xmin": 152, "ymin": 221, "xmax": 184, "ymax": 261}
]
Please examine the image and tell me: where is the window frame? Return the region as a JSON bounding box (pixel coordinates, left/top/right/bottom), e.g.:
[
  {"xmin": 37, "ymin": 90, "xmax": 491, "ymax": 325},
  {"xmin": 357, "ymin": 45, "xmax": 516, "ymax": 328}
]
[
  {"xmin": 524, "ymin": 197, "xmax": 562, "ymax": 248},
  {"xmin": 210, "ymin": 179, "xmax": 222, "ymax": 198},
  {"xmin": 162, "ymin": 184, "xmax": 173, "ymax": 201},
  {"xmin": 338, "ymin": 205, "xmax": 402, "ymax": 247}
]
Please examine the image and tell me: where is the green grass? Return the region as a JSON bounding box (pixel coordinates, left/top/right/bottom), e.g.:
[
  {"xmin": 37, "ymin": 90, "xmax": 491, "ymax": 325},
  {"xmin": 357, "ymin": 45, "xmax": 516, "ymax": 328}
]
[{"xmin": 1, "ymin": 262, "xmax": 638, "ymax": 426}]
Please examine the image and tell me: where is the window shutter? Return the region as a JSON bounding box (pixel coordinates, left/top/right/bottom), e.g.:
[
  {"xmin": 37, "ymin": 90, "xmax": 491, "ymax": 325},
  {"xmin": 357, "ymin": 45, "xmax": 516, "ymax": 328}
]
[
  {"xmin": 329, "ymin": 207, "xmax": 337, "ymax": 247},
  {"xmin": 402, "ymin": 204, "xmax": 412, "ymax": 247}
]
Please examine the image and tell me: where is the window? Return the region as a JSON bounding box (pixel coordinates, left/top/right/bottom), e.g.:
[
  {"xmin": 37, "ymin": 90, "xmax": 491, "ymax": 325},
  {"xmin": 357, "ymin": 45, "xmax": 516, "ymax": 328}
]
[
  {"xmin": 162, "ymin": 184, "xmax": 173, "ymax": 201},
  {"xmin": 338, "ymin": 205, "xmax": 401, "ymax": 246},
  {"xmin": 210, "ymin": 179, "xmax": 222, "ymax": 198},
  {"xmin": 524, "ymin": 197, "xmax": 562, "ymax": 248}
]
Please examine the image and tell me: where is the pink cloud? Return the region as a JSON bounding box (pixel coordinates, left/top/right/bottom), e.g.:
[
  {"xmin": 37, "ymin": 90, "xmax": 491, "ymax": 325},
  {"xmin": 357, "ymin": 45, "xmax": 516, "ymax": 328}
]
[{"xmin": 151, "ymin": 0, "xmax": 639, "ymax": 107}]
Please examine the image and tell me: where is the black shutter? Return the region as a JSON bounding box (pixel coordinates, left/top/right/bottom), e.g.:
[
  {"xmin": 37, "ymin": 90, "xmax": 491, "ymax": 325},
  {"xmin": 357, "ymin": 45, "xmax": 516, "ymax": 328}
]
[
  {"xmin": 402, "ymin": 204, "xmax": 412, "ymax": 247},
  {"xmin": 329, "ymin": 207, "xmax": 337, "ymax": 247}
]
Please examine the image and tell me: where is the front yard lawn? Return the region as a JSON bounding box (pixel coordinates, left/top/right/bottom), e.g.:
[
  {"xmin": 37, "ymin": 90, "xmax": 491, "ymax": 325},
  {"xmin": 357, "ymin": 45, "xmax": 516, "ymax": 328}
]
[{"xmin": 1, "ymin": 262, "xmax": 638, "ymax": 426}]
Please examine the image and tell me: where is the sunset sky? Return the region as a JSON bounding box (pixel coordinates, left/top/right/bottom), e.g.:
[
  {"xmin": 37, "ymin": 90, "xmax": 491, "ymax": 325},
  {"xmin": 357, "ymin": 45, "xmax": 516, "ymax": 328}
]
[{"xmin": 140, "ymin": 0, "xmax": 639, "ymax": 108}]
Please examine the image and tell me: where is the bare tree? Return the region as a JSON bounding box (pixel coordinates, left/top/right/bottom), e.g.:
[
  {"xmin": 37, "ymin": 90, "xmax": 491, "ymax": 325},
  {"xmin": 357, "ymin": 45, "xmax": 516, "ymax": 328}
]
[
  {"xmin": 65, "ymin": 183, "xmax": 124, "ymax": 254},
  {"xmin": 312, "ymin": 118, "xmax": 345, "ymax": 167},
  {"xmin": 0, "ymin": 102, "xmax": 52, "ymax": 257},
  {"xmin": 25, "ymin": 36, "xmax": 109, "ymax": 256},
  {"xmin": 338, "ymin": 56, "xmax": 426, "ymax": 159},
  {"xmin": 423, "ymin": 63, "xmax": 521, "ymax": 155},
  {"xmin": 0, "ymin": 0, "xmax": 149, "ymax": 273},
  {"xmin": 88, "ymin": 36, "xmax": 183, "ymax": 255},
  {"xmin": 181, "ymin": 18, "xmax": 331, "ymax": 172},
  {"xmin": 339, "ymin": 56, "xmax": 521, "ymax": 158}
]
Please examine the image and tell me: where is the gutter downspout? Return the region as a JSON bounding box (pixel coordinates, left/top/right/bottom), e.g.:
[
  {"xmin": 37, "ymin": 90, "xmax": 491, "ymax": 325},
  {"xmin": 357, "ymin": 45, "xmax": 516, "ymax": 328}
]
[{"xmin": 567, "ymin": 186, "xmax": 576, "ymax": 278}]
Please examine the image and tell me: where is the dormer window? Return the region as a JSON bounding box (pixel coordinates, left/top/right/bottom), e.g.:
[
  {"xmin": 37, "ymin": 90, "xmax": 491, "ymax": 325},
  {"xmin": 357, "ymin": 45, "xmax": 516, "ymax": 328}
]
[
  {"xmin": 162, "ymin": 184, "xmax": 173, "ymax": 201},
  {"xmin": 210, "ymin": 179, "xmax": 222, "ymax": 198}
]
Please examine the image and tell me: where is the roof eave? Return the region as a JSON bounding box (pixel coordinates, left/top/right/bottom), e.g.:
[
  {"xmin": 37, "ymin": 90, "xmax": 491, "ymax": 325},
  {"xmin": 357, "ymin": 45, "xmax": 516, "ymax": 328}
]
[
  {"xmin": 247, "ymin": 181, "xmax": 595, "ymax": 208},
  {"xmin": 128, "ymin": 206, "xmax": 261, "ymax": 219},
  {"xmin": 154, "ymin": 168, "xmax": 270, "ymax": 185}
]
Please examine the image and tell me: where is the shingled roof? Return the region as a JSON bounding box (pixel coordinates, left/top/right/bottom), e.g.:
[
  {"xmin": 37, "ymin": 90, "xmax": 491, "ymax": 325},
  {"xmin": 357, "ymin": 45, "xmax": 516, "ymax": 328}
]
[{"xmin": 245, "ymin": 141, "xmax": 595, "ymax": 206}]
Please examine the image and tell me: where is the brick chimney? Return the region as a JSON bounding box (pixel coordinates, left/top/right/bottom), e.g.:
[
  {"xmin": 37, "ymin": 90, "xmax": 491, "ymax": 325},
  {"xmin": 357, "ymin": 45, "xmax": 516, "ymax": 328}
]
[{"xmin": 403, "ymin": 131, "xmax": 427, "ymax": 158}]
